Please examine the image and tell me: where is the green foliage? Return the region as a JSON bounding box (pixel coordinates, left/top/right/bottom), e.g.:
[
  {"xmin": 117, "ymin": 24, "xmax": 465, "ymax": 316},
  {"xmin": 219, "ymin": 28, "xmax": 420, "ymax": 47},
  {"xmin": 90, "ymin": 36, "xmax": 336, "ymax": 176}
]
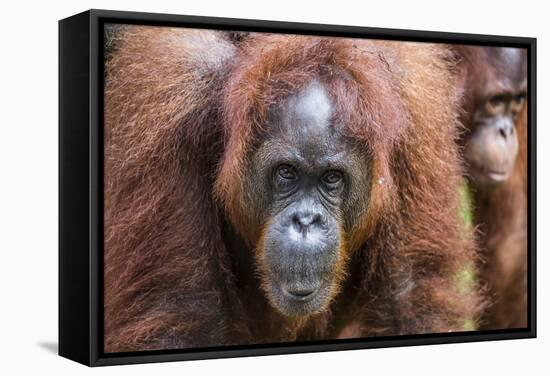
[
  {"xmin": 457, "ymin": 182, "xmax": 477, "ymax": 330},
  {"xmin": 459, "ymin": 183, "xmax": 473, "ymax": 232},
  {"xmin": 456, "ymin": 267, "xmax": 475, "ymax": 295}
]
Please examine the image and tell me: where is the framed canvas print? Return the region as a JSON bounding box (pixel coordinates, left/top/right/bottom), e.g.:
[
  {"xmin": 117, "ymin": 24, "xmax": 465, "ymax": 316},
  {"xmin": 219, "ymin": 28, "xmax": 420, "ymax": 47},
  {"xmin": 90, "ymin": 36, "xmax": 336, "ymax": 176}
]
[{"xmin": 59, "ymin": 9, "xmax": 537, "ymax": 366}]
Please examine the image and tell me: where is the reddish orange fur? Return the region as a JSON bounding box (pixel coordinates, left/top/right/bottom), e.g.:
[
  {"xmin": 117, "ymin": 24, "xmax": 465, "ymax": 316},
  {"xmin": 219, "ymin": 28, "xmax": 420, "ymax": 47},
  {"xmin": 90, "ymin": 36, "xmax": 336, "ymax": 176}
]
[{"xmin": 104, "ymin": 26, "xmax": 482, "ymax": 352}]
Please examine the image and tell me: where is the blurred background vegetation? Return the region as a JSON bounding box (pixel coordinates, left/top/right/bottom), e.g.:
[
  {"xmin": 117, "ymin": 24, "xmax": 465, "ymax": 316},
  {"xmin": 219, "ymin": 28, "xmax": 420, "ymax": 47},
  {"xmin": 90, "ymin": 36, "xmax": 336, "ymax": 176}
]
[{"xmin": 458, "ymin": 183, "xmax": 476, "ymax": 330}]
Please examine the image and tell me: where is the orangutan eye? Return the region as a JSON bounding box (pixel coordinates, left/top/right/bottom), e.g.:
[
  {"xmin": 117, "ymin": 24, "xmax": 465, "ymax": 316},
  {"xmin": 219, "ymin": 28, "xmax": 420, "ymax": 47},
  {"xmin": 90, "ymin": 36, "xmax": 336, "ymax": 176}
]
[
  {"xmin": 511, "ymin": 94, "xmax": 526, "ymax": 110},
  {"xmin": 486, "ymin": 95, "xmax": 506, "ymax": 114},
  {"xmin": 322, "ymin": 170, "xmax": 343, "ymax": 185},
  {"xmin": 513, "ymin": 93, "xmax": 525, "ymax": 105},
  {"xmin": 277, "ymin": 164, "xmax": 297, "ymax": 180},
  {"xmin": 274, "ymin": 164, "xmax": 299, "ymax": 193}
]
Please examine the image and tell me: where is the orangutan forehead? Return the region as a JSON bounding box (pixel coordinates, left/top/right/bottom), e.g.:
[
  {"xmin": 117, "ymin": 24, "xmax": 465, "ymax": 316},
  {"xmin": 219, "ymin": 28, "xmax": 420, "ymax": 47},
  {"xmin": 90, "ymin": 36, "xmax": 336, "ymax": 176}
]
[
  {"xmin": 271, "ymin": 80, "xmax": 338, "ymax": 138},
  {"xmin": 486, "ymin": 47, "xmax": 527, "ymax": 88},
  {"xmin": 498, "ymin": 48, "xmax": 525, "ymax": 68},
  {"xmin": 263, "ymin": 80, "xmax": 355, "ymax": 167},
  {"xmin": 285, "ymin": 80, "xmax": 333, "ymax": 127}
]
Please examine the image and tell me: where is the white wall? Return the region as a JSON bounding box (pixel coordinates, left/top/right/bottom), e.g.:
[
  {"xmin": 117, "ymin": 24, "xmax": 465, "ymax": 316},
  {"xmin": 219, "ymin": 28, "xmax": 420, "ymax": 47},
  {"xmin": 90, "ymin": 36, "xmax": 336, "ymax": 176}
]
[{"xmin": 0, "ymin": 0, "xmax": 547, "ymax": 374}]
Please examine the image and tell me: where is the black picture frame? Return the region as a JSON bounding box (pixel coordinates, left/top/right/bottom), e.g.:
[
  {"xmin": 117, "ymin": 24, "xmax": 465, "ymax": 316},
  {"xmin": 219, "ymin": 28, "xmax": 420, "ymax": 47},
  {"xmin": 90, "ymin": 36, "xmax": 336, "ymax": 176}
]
[{"xmin": 59, "ymin": 9, "xmax": 537, "ymax": 367}]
